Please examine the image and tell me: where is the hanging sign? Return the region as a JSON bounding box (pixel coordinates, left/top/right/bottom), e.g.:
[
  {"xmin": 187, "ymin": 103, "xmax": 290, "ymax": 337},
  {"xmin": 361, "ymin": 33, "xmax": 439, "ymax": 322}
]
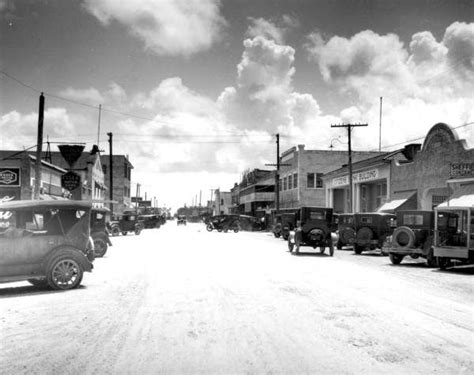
[
  {"xmin": 61, "ymin": 171, "xmax": 81, "ymax": 191},
  {"xmin": 0, "ymin": 168, "xmax": 20, "ymax": 186}
]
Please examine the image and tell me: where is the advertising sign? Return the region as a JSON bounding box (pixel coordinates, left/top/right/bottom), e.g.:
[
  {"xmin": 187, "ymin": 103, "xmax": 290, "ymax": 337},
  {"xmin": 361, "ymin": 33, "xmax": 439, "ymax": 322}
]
[
  {"xmin": 450, "ymin": 163, "xmax": 474, "ymax": 179},
  {"xmin": 0, "ymin": 168, "xmax": 20, "ymax": 186},
  {"xmin": 61, "ymin": 171, "xmax": 81, "ymax": 191},
  {"xmin": 332, "ymin": 169, "xmax": 379, "ymax": 187}
]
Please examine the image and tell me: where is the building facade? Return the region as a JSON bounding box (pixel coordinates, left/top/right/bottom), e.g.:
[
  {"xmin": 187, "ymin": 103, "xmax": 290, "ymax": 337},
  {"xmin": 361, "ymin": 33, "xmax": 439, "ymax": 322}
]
[
  {"xmin": 279, "ymin": 145, "xmax": 382, "ymax": 209},
  {"xmin": 0, "ymin": 151, "xmax": 69, "ymax": 202},
  {"xmin": 100, "ymin": 154, "xmax": 134, "ymax": 214},
  {"xmin": 386, "ymin": 123, "xmax": 474, "ymax": 210},
  {"xmin": 213, "ymin": 189, "xmax": 232, "ymax": 215}
]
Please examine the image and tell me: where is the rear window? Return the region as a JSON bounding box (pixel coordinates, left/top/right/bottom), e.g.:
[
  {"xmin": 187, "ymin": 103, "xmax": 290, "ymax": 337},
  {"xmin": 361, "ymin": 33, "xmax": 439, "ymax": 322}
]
[
  {"xmin": 403, "ymin": 214, "xmax": 423, "ymax": 226},
  {"xmin": 309, "ymin": 211, "xmax": 325, "ymax": 220},
  {"xmin": 360, "ymin": 217, "xmax": 372, "ymax": 224}
]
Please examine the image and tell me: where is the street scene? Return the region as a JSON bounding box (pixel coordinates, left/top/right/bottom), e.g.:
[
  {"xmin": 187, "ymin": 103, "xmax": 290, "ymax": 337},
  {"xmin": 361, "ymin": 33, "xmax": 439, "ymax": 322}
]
[
  {"xmin": 1, "ymin": 222, "xmax": 473, "ymax": 374},
  {"xmin": 1, "ymin": 1, "xmax": 474, "ymax": 374}
]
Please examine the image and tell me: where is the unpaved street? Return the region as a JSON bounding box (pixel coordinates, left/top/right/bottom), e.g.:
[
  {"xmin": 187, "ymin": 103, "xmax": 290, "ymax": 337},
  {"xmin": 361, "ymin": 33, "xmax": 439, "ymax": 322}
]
[{"xmin": 1, "ymin": 222, "xmax": 473, "ymax": 374}]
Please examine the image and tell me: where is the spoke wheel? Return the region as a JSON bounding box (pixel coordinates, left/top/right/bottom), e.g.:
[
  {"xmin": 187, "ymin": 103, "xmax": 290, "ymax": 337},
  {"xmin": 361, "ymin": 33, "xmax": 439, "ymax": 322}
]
[{"xmin": 47, "ymin": 258, "xmax": 83, "ymax": 290}]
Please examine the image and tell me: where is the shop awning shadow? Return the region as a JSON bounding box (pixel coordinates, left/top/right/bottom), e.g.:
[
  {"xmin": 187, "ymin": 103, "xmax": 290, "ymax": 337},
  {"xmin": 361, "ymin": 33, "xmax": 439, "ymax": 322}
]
[{"xmin": 0, "ymin": 284, "xmax": 86, "ymax": 298}]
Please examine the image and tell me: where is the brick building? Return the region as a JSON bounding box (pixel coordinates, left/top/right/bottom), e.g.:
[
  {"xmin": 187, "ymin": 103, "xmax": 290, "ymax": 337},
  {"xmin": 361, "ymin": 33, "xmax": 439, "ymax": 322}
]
[
  {"xmin": 100, "ymin": 154, "xmax": 134, "ymax": 214},
  {"xmin": 279, "ymin": 145, "xmax": 382, "ymax": 209}
]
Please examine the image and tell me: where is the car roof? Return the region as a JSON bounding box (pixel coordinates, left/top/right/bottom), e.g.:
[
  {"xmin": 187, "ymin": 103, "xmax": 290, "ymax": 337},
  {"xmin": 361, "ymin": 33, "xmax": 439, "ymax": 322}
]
[{"xmin": 0, "ymin": 199, "xmax": 93, "ymax": 210}]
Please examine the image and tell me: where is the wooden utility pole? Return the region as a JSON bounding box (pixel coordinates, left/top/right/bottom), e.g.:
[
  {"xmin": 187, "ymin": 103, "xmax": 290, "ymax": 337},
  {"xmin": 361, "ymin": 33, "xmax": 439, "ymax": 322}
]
[
  {"xmin": 331, "ymin": 123, "xmax": 368, "ymax": 213},
  {"xmin": 34, "ymin": 93, "xmax": 45, "ymax": 199},
  {"xmin": 265, "ymin": 134, "xmax": 290, "ymax": 212},
  {"xmin": 97, "ymin": 104, "xmax": 102, "ymax": 146},
  {"xmin": 135, "ymin": 183, "xmax": 140, "ymax": 213},
  {"xmin": 107, "ymin": 132, "xmax": 113, "ymax": 213},
  {"xmin": 379, "ymin": 97, "xmax": 383, "ymax": 152}
]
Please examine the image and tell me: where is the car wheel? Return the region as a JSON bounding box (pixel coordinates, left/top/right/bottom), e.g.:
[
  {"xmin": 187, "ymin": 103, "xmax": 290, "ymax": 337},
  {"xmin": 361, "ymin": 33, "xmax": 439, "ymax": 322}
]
[
  {"xmin": 135, "ymin": 228, "xmax": 141, "ymax": 235},
  {"xmin": 94, "ymin": 238, "xmax": 108, "ymax": 258},
  {"xmin": 389, "ymin": 253, "xmax": 404, "ymax": 265},
  {"xmin": 233, "ymin": 227, "xmax": 240, "ymax": 233},
  {"xmin": 329, "ymin": 243, "xmax": 334, "ymax": 257},
  {"xmin": 206, "ymin": 224, "xmax": 213, "ymax": 232},
  {"xmin": 274, "ymin": 232, "xmax": 281, "ymax": 238},
  {"xmin": 354, "ymin": 244, "xmax": 363, "ymax": 255},
  {"xmin": 438, "ymin": 257, "xmax": 450, "ymax": 270},
  {"xmin": 28, "ymin": 279, "xmax": 48, "ymax": 287},
  {"xmin": 111, "ymin": 226, "xmax": 120, "ymax": 237},
  {"xmin": 288, "ymin": 241, "xmax": 294, "ymax": 252},
  {"xmin": 122, "ymin": 231, "xmax": 128, "ymax": 236},
  {"xmin": 47, "ymin": 256, "xmax": 83, "ymax": 290},
  {"xmin": 217, "ymin": 228, "xmax": 222, "ymax": 232},
  {"xmin": 319, "ymin": 247, "xmax": 325, "ymax": 254}
]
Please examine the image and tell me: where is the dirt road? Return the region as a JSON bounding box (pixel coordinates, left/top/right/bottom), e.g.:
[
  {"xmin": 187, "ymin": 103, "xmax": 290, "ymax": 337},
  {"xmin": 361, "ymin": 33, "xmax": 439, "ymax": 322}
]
[{"xmin": 1, "ymin": 223, "xmax": 473, "ymax": 374}]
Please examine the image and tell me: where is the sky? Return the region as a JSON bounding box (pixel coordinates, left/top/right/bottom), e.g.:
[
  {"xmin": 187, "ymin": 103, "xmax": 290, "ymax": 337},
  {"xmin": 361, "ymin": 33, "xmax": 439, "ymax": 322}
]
[{"xmin": 0, "ymin": 0, "xmax": 473, "ymax": 211}]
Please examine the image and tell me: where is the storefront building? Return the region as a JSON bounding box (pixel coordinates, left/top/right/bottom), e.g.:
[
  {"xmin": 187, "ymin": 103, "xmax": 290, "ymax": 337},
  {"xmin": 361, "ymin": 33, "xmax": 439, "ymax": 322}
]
[
  {"xmin": 279, "ymin": 145, "xmax": 382, "ymax": 209},
  {"xmin": 323, "ymin": 150, "xmax": 409, "ymax": 213},
  {"xmin": 101, "ymin": 154, "xmax": 134, "ymax": 213},
  {"xmin": 0, "ymin": 151, "xmax": 69, "ymax": 202},
  {"xmin": 386, "ymin": 123, "xmax": 474, "ymax": 210}
]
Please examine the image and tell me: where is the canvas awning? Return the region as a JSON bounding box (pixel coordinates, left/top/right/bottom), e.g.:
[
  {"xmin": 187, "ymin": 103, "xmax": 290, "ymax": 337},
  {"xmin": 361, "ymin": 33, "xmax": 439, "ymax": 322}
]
[
  {"xmin": 378, "ymin": 191, "xmax": 417, "ymax": 212},
  {"xmin": 438, "ymin": 184, "xmax": 474, "ymax": 208},
  {"xmin": 39, "ymin": 194, "xmax": 70, "ymax": 201}
]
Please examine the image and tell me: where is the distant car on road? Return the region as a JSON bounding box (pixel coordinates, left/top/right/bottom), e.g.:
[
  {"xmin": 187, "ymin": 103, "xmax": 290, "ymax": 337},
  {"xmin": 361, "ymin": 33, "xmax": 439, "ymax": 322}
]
[
  {"xmin": 109, "ymin": 213, "xmax": 144, "ymax": 236},
  {"xmin": 352, "ymin": 213, "xmax": 397, "ymax": 254},
  {"xmin": 177, "ymin": 215, "xmax": 187, "ymax": 226},
  {"xmin": 0, "ymin": 200, "xmax": 95, "ymax": 290}
]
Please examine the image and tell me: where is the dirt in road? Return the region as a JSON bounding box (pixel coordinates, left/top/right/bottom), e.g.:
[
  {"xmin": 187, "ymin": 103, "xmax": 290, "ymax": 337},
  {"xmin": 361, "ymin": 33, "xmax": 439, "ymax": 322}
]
[{"xmin": 1, "ymin": 223, "xmax": 473, "ymax": 374}]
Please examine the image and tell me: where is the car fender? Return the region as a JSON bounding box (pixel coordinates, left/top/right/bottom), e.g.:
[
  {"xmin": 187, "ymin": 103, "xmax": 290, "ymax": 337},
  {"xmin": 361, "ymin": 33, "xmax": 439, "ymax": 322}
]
[{"xmin": 42, "ymin": 246, "xmax": 93, "ymax": 274}]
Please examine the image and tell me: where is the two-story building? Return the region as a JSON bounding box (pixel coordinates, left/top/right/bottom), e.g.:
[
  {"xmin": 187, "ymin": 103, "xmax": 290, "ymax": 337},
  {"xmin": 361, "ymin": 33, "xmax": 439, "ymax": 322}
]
[{"xmin": 100, "ymin": 154, "xmax": 134, "ymax": 214}]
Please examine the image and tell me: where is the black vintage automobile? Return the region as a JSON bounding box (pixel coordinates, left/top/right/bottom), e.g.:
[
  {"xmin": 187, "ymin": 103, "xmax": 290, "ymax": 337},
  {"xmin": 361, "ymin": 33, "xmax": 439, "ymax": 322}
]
[
  {"xmin": 0, "ymin": 200, "xmax": 95, "ymax": 290},
  {"xmin": 287, "ymin": 207, "xmax": 335, "ymax": 256},
  {"xmin": 177, "ymin": 215, "xmax": 187, "ymax": 226},
  {"xmin": 109, "ymin": 212, "xmax": 144, "ymax": 236},
  {"xmin": 353, "ymin": 212, "xmax": 397, "ymax": 254},
  {"xmin": 90, "ymin": 207, "xmax": 112, "ymax": 258},
  {"xmin": 272, "ymin": 209, "xmax": 298, "ymax": 239},
  {"xmin": 139, "ymin": 214, "xmax": 163, "ymax": 229},
  {"xmin": 206, "ymin": 214, "xmax": 263, "ymax": 233},
  {"xmin": 336, "ymin": 213, "xmax": 356, "ymax": 249}
]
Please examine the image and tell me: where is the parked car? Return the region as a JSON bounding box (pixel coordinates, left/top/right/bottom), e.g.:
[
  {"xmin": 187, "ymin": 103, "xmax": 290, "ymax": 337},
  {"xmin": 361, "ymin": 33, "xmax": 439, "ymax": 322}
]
[
  {"xmin": 434, "ymin": 205, "xmax": 474, "ymax": 269},
  {"xmin": 353, "ymin": 213, "xmax": 397, "ymax": 254},
  {"xmin": 177, "ymin": 215, "xmax": 187, "ymax": 226},
  {"xmin": 206, "ymin": 214, "xmax": 239, "ymax": 232},
  {"xmin": 272, "ymin": 209, "xmax": 298, "ymax": 239},
  {"xmin": 0, "ymin": 200, "xmax": 95, "ymax": 290},
  {"xmin": 139, "ymin": 214, "xmax": 162, "ymax": 229},
  {"xmin": 91, "ymin": 207, "xmax": 112, "ymax": 258},
  {"xmin": 288, "ymin": 206, "xmax": 335, "ymax": 256},
  {"xmin": 385, "ymin": 210, "xmax": 455, "ymax": 266},
  {"xmin": 109, "ymin": 213, "xmax": 144, "ymax": 236},
  {"xmin": 336, "ymin": 213, "xmax": 356, "ymax": 249}
]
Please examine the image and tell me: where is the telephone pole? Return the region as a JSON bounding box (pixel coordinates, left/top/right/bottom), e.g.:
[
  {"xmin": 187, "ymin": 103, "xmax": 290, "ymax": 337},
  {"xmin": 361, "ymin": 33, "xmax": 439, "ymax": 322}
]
[
  {"xmin": 331, "ymin": 123, "xmax": 368, "ymax": 213},
  {"xmin": 107, "ymin": 132, "xmax": 113, "ymax": 213},
  {"xmin": 265, "ymin": 134, "xmax": 288, "ymax": 212},
  {"xmin": 34, "ymin": 93, "xmax": 45, "ymax": 199}
]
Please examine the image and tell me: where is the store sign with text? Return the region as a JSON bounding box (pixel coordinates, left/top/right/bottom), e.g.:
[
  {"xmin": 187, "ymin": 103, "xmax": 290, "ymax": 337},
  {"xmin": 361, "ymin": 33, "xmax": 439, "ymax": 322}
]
[
  {"xmin": 332, "ymin": 169, "xmax": 379, "ymax": 187},
  {"xmin": 0, "ymin": 168, "xmax": 20, "ymax": 186},
  {"xmin": 450, "ymin": 163, "xmax": 474, "ymax": 179}
]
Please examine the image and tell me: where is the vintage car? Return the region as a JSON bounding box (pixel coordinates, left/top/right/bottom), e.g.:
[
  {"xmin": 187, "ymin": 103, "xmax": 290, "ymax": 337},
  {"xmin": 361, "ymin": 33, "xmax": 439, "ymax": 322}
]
[
  {"xmin": 0, "ymin": 200, "xmax": 95, "ymax": 290},
  {"xmin": 90, "ymin": 207, "xmax": 112, "ymax": 258},
  {"xmin": 177, "ymin": 215, "xmax": 187, "ymax": 226},
  {"xmin": 386, "ymin": 210, "xmax": 457, "ymax": 266},
  {"xmin": 336, "ymin": 213, "xmax": 355, "ymax": 249},
  {"xmin": 353, "ymin": 212, "xmax": 397, "ymax": 254},
  {"xmin": 288, "ymin": 206, "xmax": 335, "ymax": 256},
  {"xmin": 139, "ymin": 214, "xmax": 163, "ymax": 229},
  {"xmin": 109, "ymin": 212, "xmax": 144, "ymax": 236},
  {"xmin": 434, "ymin": 205, "xmax": 474, "ymax": 269},
  {"xmin": 206, "ymin": 214, "xmax": 239, "ymax": 232},
  {"xmin": 272, "ymin": 209, "xmax": 298, "ymax": 239}
]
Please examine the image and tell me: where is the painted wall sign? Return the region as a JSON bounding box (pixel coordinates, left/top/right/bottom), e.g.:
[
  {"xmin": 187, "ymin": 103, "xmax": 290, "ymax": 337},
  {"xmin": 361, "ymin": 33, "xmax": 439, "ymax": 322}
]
[
  {"xmin": 332, "ymin": 169, "xmax": 380, "ymax": 187},
  {"xmin": 450, "ymin": 163, "xmax": 474, "ymax": 179},
  {"xmin": 0, "ymin": 168, "xmax": 20, "ymax": 186}
]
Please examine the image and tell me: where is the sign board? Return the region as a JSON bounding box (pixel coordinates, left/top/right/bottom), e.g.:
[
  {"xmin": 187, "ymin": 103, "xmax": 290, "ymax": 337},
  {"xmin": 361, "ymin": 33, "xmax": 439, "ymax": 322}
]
[
  {"xmin": 332, "ymin": 169, "xmax": 380, "ymax": 187},
  {"xmin": 58, "ymin": 145, "xmax": 84, "ymax": 167},
  {"xmin": 450, "ymin": 163, "xmax": 474, "ymax": 179},
  {"xmin": 0, "ymin": 168, "xmax": 20, "ymax": 186},
  {"xmin": 61, "ymin": 171, "xmax": 81, "ymax": 191}
]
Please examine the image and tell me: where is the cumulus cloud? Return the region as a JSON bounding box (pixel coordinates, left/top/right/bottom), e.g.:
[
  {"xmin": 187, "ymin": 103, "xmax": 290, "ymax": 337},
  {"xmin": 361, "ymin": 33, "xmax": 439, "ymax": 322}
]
[
  {"xmin": 246, "ymin": 17, "xmax": 286, "ymax": 44},
  {"xmin": 306, "ymin": 22, "xmax": 474, "ymax": 150},
  {"xmin": 82, "ymin": 0, "xmax": 226, "ymax": 56},
  {"xmin": 0, "ymin": 108, "xmax": 77, "ymax": 149}
]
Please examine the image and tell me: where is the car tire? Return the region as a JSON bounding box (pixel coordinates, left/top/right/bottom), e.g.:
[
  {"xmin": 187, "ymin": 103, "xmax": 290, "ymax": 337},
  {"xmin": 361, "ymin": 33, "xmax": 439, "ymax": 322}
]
[
  {"xmin": 389, "ymin": 253, "xmax": 404, "ymax": 265},
  {"xmin": 354, "ymin": 244, "xmax": 364, "ymax": 255},
  {"xmin": 122, "ymin": 231, "xmax": 128, "ymax": 236},
  {"xmin": 28, "ymin": 279, "xmax": 48, "ymax": 287},
  {"xmin": 288, "ymin": 241, "xmax": 294, "ymax": 252},
  {"xmin": 94, "ymin": 238, "xmax": 108, "ymax": 258},
  {"xmin": 206, "ymin": 224, "xmax": 213, "ymax": 232},
  {"xmin": 111, "ymin": 226, "xmax": 120, "ymax": 237},
  {"xmin": 135, "ymin": 228, "xmax": 141, "ymax": 235},
  {"xmin": 392, "ymin": 226, "xmax": 416, "ymax": 248},
  {"xmin": 217, "ymin": 228, "xmax": 222, "ymax": 232},
  {"xmin": 438, "ymin": 257, "xmax": 450, "ymax": 270},
  {"xmin": 319, "ymin": 247, "xmax": 325, "ymax": 254},
  {"xmin": 46, "ymin": 255, "xmax": 83, "ymax": 290},
  {"xmin": 329, "ymin": 243, "xmax": 334, "ymax": 257}
]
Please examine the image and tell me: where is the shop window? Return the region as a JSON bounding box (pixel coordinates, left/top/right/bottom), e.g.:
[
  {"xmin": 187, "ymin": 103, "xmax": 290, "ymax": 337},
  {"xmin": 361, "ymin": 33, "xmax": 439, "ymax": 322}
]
[
  {"xmin": 316, "ymin": 173, "xmax": 323, "ymax": 188},
  {"xmin": 288, "ymin": 175, "xmax": 292, "ymax": 190},
  {"xmin": 293, "ymin": 173, "xmax": 298, "ymax": 188},
  {"xmin": 307, "ymin": 173, "xmax": 315, "ymax": 188}
]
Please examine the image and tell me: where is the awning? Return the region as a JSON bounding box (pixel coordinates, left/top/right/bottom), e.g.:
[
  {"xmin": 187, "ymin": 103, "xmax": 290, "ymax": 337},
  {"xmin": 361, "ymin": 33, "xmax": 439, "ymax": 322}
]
[
  {"xmin": 438, "ymin": 184, "xmax": 474, "ymax": 208},
  {"xmin": 378, "ymin": 191, "xmax": 417, "ymax": 212},
  {"xmin": 39, "ymin": 194, "xmax": 70, "ymax": 201}
]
